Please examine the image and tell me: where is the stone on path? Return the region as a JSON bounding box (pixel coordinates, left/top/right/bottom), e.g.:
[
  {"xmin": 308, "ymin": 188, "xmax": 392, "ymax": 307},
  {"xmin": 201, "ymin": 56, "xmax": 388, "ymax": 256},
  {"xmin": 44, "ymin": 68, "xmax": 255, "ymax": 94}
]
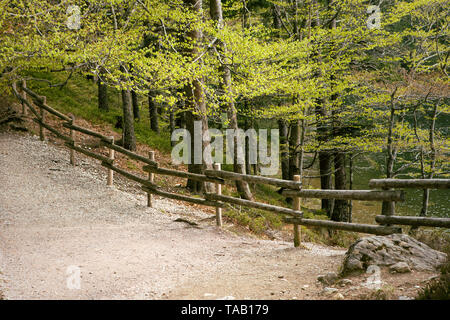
[{"xmin": 342, "ymin": 234, "xmax": 446, "ymax": 274}]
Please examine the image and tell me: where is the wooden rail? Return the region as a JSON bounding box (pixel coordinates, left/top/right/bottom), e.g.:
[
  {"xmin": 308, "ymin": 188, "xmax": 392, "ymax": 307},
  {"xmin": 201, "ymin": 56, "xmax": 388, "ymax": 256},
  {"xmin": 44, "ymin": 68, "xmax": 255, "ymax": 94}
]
[
  {"xmin": 63, "ymin": 122, "xmax": 114, "ymax": 143},
  {"xmin": 142, "ymin": 185, "xmax": 224, "ymax": 208},
  {"xmin": 369, "ymin": 179, "xmax": 450, "ymax": 189},
  {"xmin": 205, "ymin": 193, "xmax": 303, "ymax": 217},
  {"xmin": 282, "ymin": 189, "xmax": 405, "ymax": 202},
  {"xmin": 11, "ymin": 81, "xmax": 449, "ymax": 249},
  {"xmin": 204, "ymin": 169, "xmax": 302, "ymax": 190},
  {"xmin": 143, "ymin": 165, "xmax": 225, "ymax": 184},
  {"xmin": 284, "ymin": 217, "xmax": 402, "ymax": 236},
  {"xmin": 375, "ymin": 215, "xmax": 450, "ymax": 228}
]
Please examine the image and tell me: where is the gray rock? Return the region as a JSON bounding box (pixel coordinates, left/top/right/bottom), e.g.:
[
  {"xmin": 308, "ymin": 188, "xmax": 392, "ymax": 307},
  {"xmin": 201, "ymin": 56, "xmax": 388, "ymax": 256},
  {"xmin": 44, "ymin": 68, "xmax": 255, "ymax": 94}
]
[
  {"xmin": 322, "ymin": 287, "xmax": 338, "ymax": 295},
  {"xmin": 333, "ymin": 293, "xmax": 345, "ymax": 300},
  {"xmin": 317, "ymin": 272, "xmax": 339, "ymax": 285},
  {"xmin": 389, "ymin": 262, "xmax": 411, "ymax": 273},
  {"xmin": 337, "ymin": 279, "xmax": 353, "ymax": 287},
  {"xmin": 342, "ymin": 234, "xmax": 447, "ymax": 275}
]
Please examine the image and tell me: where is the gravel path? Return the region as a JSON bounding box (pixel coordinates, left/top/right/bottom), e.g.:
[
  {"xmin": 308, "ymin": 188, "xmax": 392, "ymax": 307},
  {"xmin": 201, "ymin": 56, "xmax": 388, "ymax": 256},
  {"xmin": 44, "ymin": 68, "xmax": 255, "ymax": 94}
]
[{"xmin": 0, "ymin": 133, "xmax": 345, "ymax": 300}]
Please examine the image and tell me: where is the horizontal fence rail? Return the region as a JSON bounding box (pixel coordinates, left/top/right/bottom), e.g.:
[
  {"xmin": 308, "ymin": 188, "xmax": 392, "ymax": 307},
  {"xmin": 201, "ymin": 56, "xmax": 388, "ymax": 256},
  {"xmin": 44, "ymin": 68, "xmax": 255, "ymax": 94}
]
[
  {"xmin": 204, "ymin": 169, "xmax": 302, "ymax": 190},
  {"xmin": 282, "ymin": 189, "xmax": 405, "ymax": 202},
  {"xmin": 369, "ymin": 179, "xmax": 450, "ymax": 189},
  {"xmin": 375, "ymin": 215, "xmax": 450, "ymax": 228},
  {"xmin": 205, "ymin": 193, "xmax": 303, "ymax": 217},
  {"xmin": 63, "ymin": 122, "xmax": 114, "ymax": 143},
  {"xmin": 143, "ymin": 165, "xmax": 225, "ymax": 184},
  {"xmin": 284, "ymin": 217, "xmax": 402, "ymax": 236},
  {"xmin": 142, "ymin": 185, "xmax": 224, "ymax": 208},
  {"xmin": 10, "ymin": 81, "xmax": 450, "ymax": 249}
]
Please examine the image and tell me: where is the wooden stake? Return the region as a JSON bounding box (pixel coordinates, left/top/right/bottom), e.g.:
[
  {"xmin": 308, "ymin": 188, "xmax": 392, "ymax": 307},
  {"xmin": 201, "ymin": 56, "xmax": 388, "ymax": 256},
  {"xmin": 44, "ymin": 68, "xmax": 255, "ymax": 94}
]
[
  {"xmin": 293, "ymin": 175, "xmax": 301, "ymax": 247},
  {"xmin": 147, "ymin": 151, "xmax": 155, "ymax": 207},
  {"xmin": 214, "ymin": 163, "xmax": 223, "ymax": 227},
  {"xmin": 39, "ymin": 96, "xmax": 46, "ymax": 141},
  {"xmin": 107, "ymin": 136, "xmax": 115, "ymax": 186},
  {"xmin": 69, "ymin": 115, "xmax": 75, "ymax": 165}
]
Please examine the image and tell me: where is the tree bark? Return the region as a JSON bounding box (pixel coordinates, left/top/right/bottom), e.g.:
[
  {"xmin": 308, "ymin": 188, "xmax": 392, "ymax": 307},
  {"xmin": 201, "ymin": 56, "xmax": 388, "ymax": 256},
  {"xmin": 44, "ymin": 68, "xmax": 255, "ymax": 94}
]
[
  {"xmin": 279, "ymin": 119, "xmax": 290, "ymax": 181},
  {"xmin": 331, "ymin": 152, "xmax": 348, "ymax": 222},
  {"xmin": 121, "ymin": 88, "xmax": 136, "ymax": 151},
  {"xmin": 131, "ymin": 90, "xmax": 140, "ymax": 120},
  {"xmin": 289, "ymin": 119, "xmax": 301, "ymax": 180},
  {"xmin": 184, "ymin": 0, "xmax": 213, "ymax": 193},
  {"xmin": 98, "ymin": 78, "xmax": 108, "ymax": 112},
  {"xmin": 148, "ymin": 91, "xmax": 159, "ymax": 133},
  {"xmin": 210, "ymin": 0, "xmax": 253, "ymax": 200},
  {"xmin": 382, "ymin": 90, "xmax": 398, "ymax": 216}
]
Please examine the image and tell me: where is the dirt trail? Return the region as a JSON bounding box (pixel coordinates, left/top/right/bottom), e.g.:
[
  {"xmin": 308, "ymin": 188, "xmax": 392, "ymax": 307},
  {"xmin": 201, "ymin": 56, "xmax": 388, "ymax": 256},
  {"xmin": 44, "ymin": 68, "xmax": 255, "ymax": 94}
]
[{"xmin": 0, "ymin": 132, "xmax": 347, "ymax": 300}]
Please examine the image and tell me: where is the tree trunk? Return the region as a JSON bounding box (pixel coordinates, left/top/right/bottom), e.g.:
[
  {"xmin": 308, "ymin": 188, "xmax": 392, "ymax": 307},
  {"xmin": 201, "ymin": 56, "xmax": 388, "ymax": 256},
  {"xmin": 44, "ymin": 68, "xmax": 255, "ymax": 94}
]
[
  {"xmin": 289, "ymin": 119, "xmax": 301, "ymax": 180},
  {"xmin": 148, "ymin": 91, "xmax": 159, "ymax": 133},
  {"xmin": 278, "ymin": 119, "xmax": 290, "ymax": 181},
  {"xmin": 131, "ymin": 90, "xmax": 140, "ymax": 120},
  {"xmin": 98, "ymin": 78, "xmax": 108, "ymax": 112},
  {"xmin": 121, "ymin": 88, "xmax": 136, "ymax": 151},
  {"xmin": 184, "ymin": 0, "xmax": 213, "ymax": 193},
  {"xmin": 331, "ymin": 152, "xmax": 348, "ymax": 222},
  {"xmin": 169, "ymin": 107, "xmax": 176, "ymax": 146},
  {"xmin": 382, "ymin": 90, "xmax": 398, "ymax": 216},
  {"xmin": 210, "ymin": 0, "xmax": 253, "ymax": 200},
  {"xmin": 316, "ymin": 101, "xmax": 333, "ymax": 217}
]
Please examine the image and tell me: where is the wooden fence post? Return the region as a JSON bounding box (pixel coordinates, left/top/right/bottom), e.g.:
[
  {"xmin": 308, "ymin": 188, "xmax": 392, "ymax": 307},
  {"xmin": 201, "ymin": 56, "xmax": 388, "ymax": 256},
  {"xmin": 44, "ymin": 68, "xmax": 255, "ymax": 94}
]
[
  {"xmin": 107, "ymin": 136, "xmax": 115, "ymax": 186},
  {"xmin": 39, "ymin": 96, "xmax": 46, "ymax": 141},
  {"xmin": 147, "ymin": 151, "xmax": 155, "ymax": 207},
  {"xmin": 69, "ymin": 115, "xmax": 76, "ymax": 165},
  {"xmin": 21, "ymin": 80, "xmax": 27, "ymax": 115},
  {"xmin": 293, "ymin": 174, "xmax": 301, "ymax": 247},
  {"xmin": 214, "ymin": 163, "xmax": 223, "ymax": 227}
]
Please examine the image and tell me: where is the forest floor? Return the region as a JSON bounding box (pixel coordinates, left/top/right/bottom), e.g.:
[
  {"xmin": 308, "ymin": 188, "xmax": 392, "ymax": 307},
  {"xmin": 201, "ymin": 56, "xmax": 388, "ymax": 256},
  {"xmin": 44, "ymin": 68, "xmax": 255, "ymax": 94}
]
[{"xmin": 0, "ymin": 100, "xmax": 441, "ymax": 300}]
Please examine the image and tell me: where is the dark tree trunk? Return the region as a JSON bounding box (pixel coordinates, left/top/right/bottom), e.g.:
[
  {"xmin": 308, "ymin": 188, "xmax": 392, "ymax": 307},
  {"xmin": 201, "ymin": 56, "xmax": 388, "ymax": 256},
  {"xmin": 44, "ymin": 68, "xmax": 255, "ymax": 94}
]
[
  {"xmin": 121, "ymin": 88, "xmax": 136, "ymax": 151},
  {"xmin": 169, "ymin": 107, "xmax": 176, "ymax": 147},
  {"xmin": 148, "ymin": 91, "xmax": 159, "ymax": 133},
  {"xmin": 288, "ymin": 119, "xmax": 301, "ymax": 180},
  {"xmin": 98, "ymin": 79, "xmax": 108, "ymax": 112},
  {"xmin": 331, "ymin": 152, "xmax": 348, "ymax": 222},
  {"xmin": 279, "ymin": 119, "xmax": 290, "ymax": 181},
  {"xmin": 316, "ymin": 101, "xmax": 333, "ymax": 217},
  {"xmin": 131, "ymin": 90, "xmax": 140, "ymax": 120}
]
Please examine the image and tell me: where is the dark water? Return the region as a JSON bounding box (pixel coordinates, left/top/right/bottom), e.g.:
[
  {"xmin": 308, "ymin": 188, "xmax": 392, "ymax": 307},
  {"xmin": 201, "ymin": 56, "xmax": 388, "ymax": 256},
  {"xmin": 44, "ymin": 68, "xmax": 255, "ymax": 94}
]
[{"xmin": 352, "ymin": 154, "xmax": 449, "ymax": 218}]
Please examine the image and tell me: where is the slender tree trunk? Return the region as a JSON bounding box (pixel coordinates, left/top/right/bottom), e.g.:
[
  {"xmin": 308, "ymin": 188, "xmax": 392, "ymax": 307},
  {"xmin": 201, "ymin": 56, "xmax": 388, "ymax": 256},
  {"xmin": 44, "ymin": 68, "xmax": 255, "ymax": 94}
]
[
  {"xmin": 121, "ymin": 88, "xmax": 136, "ymax": 151},
  {"xmin": 148, "ymin": 91, "xmax": 159, "ymax": 133},
  {"xmin": 288, "ymin": 119, "xmax": 301, "ymax": 180},
  {"xmin": 184, "ymin": 0, "xmax": 213, "ymax": 193},
  {"xmin": 98, "ymin": 78, "xmax": 108, "ymax": 112},
  {"xmin": 279, "ymin": 119, "xmax": 290, "ymax": 181},
  {"xmin": 331, "ymin": 152, "xmax": 348, "ymax": 222},
  {"xmin": 169, "ymin": 107, "xmax": 176, "ymax": 146},
  {"xmin": 348, "ymin": 154, "xmax": 353, "ymax": 222},
  {"xmin": 421, "ymin": 102, "xmax": 438, "ymax": 216},
  {"xmin": 316, "ymin": 102, "xmax": 333, "ymax": 217},
  {"xmin": 211, "ymin": 0, "xmax": 253, "ymax": 200},
  {"xmin": 313, "ymin": 1, "xmax": 333, "ymax": 217},
  {"xmin": 131, "ymin": 90, "xmax": 140, "ymax": 120},
  {"xmin": 382, "ymin": 90, "xmax": 398, "ymax": 216}
]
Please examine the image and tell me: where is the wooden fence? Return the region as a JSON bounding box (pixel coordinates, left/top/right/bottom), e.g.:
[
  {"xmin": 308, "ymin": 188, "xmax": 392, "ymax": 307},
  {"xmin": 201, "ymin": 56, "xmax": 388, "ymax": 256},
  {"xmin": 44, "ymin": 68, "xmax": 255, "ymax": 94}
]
[{"xmin": 10, "ymin": 81, "xmax": 450, "ymax": 248}]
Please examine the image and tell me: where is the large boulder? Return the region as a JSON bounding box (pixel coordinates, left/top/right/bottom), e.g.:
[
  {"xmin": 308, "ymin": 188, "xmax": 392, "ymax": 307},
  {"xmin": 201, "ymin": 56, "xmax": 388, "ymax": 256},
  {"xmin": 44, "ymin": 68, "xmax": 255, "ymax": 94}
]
[{"xmin": 342, "ymin": 234, "xmax": 447, "ymax": 275}]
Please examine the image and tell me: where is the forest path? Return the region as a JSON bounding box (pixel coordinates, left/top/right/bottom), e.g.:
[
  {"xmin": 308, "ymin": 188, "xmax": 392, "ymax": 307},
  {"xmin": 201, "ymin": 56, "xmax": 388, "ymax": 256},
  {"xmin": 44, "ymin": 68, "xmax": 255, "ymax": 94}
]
[{"xmin": 0, "ymin": 132, "xmax": 345, "ymax": 300}]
